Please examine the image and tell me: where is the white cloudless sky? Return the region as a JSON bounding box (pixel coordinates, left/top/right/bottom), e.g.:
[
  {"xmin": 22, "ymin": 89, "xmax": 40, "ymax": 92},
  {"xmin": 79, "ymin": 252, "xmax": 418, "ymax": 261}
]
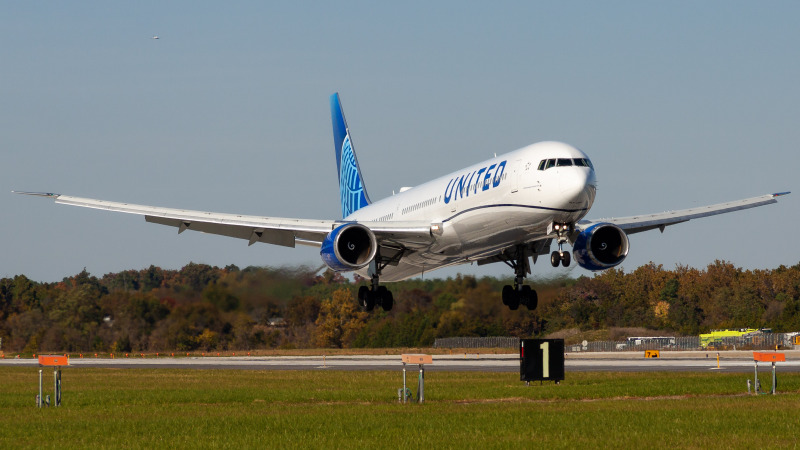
[{"xmin": 2, "ymin": 1, "xmax": 797, "ymax": 282}]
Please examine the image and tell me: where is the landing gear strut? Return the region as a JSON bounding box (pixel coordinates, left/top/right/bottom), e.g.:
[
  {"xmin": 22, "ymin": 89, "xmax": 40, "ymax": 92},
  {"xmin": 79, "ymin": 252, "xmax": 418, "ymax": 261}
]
[
  {"xmin": 357, "ymin": 250, "xmax": 394, "ymax": 312},
  {"xmin": 500, "ymin": 245, "xmax": 539, "ymax": 311}
]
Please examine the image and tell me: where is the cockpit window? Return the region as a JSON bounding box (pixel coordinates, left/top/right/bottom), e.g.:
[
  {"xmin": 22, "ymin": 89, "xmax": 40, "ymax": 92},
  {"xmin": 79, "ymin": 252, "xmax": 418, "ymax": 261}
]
[
  {"xmin": 539, "ymin": 157, "xmax": 594, "ymax": 170},
  {"xmin": 556, "ymin": 158, "xmax": 573, "ymax": 167}
]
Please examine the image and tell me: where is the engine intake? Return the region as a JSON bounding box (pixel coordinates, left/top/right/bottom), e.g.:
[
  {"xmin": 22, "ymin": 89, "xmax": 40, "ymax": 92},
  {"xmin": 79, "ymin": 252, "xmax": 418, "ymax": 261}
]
[
  {"xmin": 320, "ymin": 223, "xmax": 378, "ymax": 271},
  {"xmin": 572, "ymin": 223, "xmax": 629, "ymax": 271}
]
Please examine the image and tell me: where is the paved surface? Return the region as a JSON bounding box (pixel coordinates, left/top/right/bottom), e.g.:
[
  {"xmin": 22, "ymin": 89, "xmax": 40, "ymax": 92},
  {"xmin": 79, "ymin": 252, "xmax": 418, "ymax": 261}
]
[{"xmin": 2, "ymin": 352, "xmax": 799, "ymax": 373}]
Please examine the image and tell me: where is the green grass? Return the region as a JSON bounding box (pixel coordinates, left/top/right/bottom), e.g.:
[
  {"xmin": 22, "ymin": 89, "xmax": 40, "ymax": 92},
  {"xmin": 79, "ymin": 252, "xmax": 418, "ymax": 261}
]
[{"xmin": 1, "ymin": 367, "xmax": 799, "ymax": 449}]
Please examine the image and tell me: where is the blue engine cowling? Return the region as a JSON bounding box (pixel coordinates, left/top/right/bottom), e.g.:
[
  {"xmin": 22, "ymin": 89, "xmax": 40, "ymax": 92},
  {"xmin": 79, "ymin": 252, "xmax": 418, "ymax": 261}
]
[
  {"xmin": 572, "ymin": 223, "xmax": 630, "ymax": 271},
  {"xmin": 320, "ymin": 223, "xmax": 378, "ymax": 271}
]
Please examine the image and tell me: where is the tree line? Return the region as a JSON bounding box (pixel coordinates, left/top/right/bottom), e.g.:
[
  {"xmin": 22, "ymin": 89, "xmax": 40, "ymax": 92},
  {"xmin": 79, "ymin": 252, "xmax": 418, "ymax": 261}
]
[{"xmin": 1, "ymin": 260, "xmax": 799, "ymax": 352}]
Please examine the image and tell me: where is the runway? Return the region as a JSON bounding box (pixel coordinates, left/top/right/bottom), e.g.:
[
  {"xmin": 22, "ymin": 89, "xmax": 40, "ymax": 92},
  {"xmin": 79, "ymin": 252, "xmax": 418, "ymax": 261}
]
[{"xmin": 2, "ymin": 351, "xmax": 799, "ymax": 373}]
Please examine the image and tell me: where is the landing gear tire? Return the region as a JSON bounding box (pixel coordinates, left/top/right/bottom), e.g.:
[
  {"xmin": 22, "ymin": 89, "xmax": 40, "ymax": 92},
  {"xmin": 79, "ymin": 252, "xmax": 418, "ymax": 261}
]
[
  {"xmin": 502, "ymin": 284, "xmax": 537, "ymax": 311},
  {"xmin": 560, "ymin": 251, "xmax": 571, "ymax": 267},
  {"xmin": 507, "ymin": 293, "xmax": 520, "ymax": 310},
  {"xmin": 377, "ymin": 286, "xmax": 394, "ymax": 312},
  {"xmin": 502, "ymin": 284, "xmax": 520, "ymax": 310},
  {"xmin": 550, "ymin": 251, "xmax": 561, "ymax": 267},
  {"xmin": 521, "ymin": 285, "xmax": 538, "ymax": 310},
  {"xmin": 502, "ymin": 285, "xmax": 513, "ymax": 306},
  {"xmin": 358, "ymin": 286, "xmax": 375, "ymax": 312}
]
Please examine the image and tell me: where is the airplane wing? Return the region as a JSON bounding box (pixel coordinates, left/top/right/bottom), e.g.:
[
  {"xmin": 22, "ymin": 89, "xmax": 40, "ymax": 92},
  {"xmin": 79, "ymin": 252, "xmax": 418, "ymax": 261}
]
[
  {"xmin": 578, "ymin": 192, "xmax": 790, "ymax": 235},
  {"xmin": 13, "ymin": 192, "xmax": 434, "ymax": 250}
]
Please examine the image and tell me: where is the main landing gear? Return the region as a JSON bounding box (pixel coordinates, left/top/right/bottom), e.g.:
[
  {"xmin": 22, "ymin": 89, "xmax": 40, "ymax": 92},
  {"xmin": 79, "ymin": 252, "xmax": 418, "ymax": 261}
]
[
  {"xmin": 357, "ymin": 249, "xmax": 394, "ymax": 312},
  {"xmin": 501, "ymin": 245, "xmax": 538, "ymax": 311},
  {"xmin": 357, "ymin": 278, "xmax": 394, "ymax": 312}
]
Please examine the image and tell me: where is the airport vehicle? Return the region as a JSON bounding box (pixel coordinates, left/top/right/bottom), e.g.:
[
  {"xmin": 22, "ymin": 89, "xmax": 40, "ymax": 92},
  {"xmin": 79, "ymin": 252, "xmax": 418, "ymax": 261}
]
[
  {"xmin": 15, "ymin": 94, "xmax": 789, "ymax": 312},
  {"xmin": 624, "ymin": 336, "xmax": 676, "ymax": 349},
  {"xmin": 700, "ymin": 328, "xmax": 762, "ymax": 348}
]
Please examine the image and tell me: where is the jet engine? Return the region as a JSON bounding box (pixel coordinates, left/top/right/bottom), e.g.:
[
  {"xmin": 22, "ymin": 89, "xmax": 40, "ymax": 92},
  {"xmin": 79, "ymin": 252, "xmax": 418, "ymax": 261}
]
[
  {"xmin": 572, "ymin": 223, "xmax": 629, "ymax": 271},
  {"xmin": 320, "ymin": 223, "xmax": 378, "ymax": 271}
]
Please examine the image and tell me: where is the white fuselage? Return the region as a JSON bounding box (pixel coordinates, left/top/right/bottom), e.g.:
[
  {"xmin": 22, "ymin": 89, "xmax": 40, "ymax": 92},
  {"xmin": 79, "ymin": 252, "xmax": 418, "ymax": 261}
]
[{"xmin": 347, "ymin": 141, "xmax": 597, "ymax": 281}]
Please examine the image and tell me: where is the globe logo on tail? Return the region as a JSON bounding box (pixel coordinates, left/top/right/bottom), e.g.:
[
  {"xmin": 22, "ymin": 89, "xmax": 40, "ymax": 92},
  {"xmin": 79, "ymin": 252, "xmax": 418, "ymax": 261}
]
[{"xmin": 340, "ymin": 135, "xmax": 366, "ymax": 218}]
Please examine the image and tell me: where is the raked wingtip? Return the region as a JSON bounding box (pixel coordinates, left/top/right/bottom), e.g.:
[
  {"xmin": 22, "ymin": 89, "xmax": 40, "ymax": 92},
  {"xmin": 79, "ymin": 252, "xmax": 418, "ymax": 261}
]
[{"xmin": 12, "ymin": 191, "xmax": 61, "ymax": 198}]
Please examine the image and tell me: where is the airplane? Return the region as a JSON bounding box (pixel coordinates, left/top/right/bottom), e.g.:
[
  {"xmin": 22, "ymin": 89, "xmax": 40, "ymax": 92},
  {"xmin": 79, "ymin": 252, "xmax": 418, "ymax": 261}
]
[{"xmin": 15, "ymin": 93, "xmax": 789, "ymax": 312}]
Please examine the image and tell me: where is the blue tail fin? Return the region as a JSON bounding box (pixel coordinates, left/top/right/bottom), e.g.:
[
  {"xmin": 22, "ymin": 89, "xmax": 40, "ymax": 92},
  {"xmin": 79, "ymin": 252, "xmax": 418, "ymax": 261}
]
[{"xmin": 331, "ymin": 93, "xmax": 371, "ymax": 219}]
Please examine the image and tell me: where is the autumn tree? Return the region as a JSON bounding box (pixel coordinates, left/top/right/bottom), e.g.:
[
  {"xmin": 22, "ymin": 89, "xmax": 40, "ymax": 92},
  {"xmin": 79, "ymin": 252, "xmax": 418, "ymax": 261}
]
[{"xmin": 314, "ymin": 288, "xmax": 366, "ymax": 348}]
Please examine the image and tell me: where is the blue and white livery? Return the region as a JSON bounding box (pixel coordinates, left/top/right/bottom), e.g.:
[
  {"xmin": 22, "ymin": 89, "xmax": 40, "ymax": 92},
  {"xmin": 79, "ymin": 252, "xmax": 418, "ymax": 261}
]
[
  {"xmin": 15, "ymin": 93, "xmax": 790, "ymax": 312},
  {"xmin": 331, "ymin": 93, "xmax": 370, "ymax": 218}
]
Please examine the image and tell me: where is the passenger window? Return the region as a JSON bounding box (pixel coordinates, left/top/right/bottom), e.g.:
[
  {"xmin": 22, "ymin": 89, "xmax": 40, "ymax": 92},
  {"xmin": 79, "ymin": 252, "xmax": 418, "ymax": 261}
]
[
  {"xmin": 557, "ymin": 158, "xmax": 573, "ymax": 166},
  {"xmin": 545, "ymin": 159, "xmax": 556, "ymax": 169},
  {"xmin": 538, "ymin": 160, "xmax": 546, "ymax": 171}
]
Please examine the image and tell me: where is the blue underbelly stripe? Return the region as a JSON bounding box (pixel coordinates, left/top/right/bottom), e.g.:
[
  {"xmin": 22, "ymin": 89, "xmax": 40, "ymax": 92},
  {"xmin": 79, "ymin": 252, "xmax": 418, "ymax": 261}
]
[{"xmin": 442, "ymin": 204, "xmax": 588, "ymax": 223}]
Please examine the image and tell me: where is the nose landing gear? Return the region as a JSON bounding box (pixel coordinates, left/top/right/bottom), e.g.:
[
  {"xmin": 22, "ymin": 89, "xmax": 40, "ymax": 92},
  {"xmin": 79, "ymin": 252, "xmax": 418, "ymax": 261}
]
[
  {"xmin": 550, "ymin": 250, "xmax": 571, "ymax": 267},
  {"xmin": 549, "ymin": 222, "xmax": 573, "ymax": 268}
]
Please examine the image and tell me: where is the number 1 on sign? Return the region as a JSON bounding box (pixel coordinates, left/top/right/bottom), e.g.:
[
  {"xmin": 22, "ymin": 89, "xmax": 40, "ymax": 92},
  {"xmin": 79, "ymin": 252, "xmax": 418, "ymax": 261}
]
[{"xmin": 540, "ymin": 341, "xmax": 549, "ymax": 378}]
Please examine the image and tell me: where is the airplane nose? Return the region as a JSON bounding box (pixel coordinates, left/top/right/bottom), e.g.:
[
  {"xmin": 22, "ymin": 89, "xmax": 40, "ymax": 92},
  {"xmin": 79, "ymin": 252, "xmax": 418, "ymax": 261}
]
[{"xmin": 559, "ymin": 169, "xmax": 596, "ymax": 208}]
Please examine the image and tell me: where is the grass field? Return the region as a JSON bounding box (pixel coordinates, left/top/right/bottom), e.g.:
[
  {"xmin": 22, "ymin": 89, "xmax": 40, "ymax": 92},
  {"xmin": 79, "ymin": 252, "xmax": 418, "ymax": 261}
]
[{"xmin": 1, "ymin": 367, "xmax": 799, "ymax": 449}]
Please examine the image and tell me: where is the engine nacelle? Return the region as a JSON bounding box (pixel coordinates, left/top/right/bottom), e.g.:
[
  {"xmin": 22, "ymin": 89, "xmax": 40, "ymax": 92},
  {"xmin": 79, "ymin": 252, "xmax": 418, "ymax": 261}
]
[
  {"xmin": 572, "ymin": 223, "xmax": 629, "ymax": 271},
  {"xmin": 320, "ymin": 223, "xmax": 378, "ymax": 271}
]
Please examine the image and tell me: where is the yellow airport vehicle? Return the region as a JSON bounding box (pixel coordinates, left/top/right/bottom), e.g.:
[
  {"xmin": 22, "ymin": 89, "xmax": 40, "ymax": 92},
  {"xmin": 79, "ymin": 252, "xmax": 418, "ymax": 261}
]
[{"xmin": 700, "ymin": 329, "xmax": 759, "ymax": 348}]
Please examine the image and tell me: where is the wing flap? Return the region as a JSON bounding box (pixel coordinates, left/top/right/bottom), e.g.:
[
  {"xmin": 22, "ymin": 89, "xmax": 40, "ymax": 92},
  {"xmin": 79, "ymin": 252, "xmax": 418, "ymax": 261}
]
[
  {"xmin": 368, "ymin": 224, "xmax": 434, "ymax": 249},
  {"xmin": 144, "ymin": 216, "xmax": 298, "ymax": 247}
]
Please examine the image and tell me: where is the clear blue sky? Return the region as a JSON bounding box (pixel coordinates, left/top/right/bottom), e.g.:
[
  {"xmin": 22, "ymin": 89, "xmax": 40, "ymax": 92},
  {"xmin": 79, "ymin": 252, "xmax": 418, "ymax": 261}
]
[{"xmin": 3, "ymin": 1, "xmax": 797, "ymax": 282}]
